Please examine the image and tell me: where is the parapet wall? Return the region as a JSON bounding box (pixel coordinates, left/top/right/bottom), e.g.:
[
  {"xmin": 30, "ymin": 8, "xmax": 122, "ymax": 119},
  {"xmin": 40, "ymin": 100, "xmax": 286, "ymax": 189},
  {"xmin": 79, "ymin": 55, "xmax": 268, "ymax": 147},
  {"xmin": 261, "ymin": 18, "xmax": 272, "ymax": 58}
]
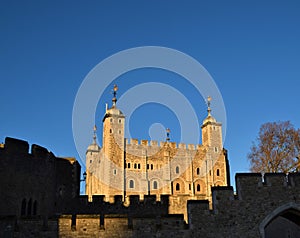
[
  {"xmin": 206, "ymin": 173, "xmax": 300, "ymax": 206},
  {"xmin": 187, "ymin": 173, "xmax": 300, "ymax": 238},
  {"xmin": 67, "ymin": 194, "xmax": 169, "ymax": 217},
  {"xmin": 235, "ymin": 172, "xmax": 300, "ymax": 200},
  {"xmin": 125, "ymin": 138, "xmax": 203, "ymax": 151},
  {"xmin": 3, "ymin": 137, "xmax": 29, "ymax": 155},
  {"xmin": 1, "ymin": 137, "xmax": 54, "ymax": 160}
]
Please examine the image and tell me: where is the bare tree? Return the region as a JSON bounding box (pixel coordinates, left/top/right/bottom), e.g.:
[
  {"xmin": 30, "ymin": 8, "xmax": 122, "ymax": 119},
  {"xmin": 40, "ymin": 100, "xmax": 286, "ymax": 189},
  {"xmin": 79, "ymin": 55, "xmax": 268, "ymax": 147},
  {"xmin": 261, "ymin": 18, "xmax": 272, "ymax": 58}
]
[{"xmin": 248, "ymin": 121, "xmax": 300, "ymax": 173}]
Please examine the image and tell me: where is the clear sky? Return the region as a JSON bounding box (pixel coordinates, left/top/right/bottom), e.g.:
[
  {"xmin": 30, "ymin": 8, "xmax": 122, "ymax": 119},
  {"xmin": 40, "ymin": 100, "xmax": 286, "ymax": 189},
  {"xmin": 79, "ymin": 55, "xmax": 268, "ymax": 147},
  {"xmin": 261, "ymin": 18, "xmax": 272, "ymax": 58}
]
[{"xmin": 1, "ymin": 1, "xmax": 300, "ymax": 190}]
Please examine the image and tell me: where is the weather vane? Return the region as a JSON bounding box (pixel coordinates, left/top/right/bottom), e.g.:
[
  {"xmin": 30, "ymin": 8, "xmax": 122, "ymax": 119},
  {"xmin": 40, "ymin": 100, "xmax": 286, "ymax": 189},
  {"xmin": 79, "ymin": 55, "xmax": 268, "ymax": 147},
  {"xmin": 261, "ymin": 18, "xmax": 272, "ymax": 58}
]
[
  {"xmin": 113, "ymin": 84, "xmax": 118, "ymax": 97},
  {"xmin": 207, "ymin": 96, "xmax": 212, "ymax": 107},
  {"xmin": 207, "ymin": 96, "xmax": 212, "ymax": 115},
  {"xmin": 112, "ymin": 84, "xmax": 118, "ymax": 106},
  {"xmin": 93, "ymin": 125, "xmax": 97, "ymax": 144},
  {"xmin": 166, "ymin": 128, "xmax": 170, "ymax": 142}
]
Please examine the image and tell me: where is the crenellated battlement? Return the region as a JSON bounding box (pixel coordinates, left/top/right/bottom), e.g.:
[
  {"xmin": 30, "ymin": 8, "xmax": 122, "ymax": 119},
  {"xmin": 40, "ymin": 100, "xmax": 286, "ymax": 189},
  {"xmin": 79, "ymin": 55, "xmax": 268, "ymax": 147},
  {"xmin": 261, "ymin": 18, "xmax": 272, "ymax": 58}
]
[
  {"xmin": 72, "ymin": 173, "xmax": 300, "ymax": 224},
  {"xmin": 186, "ymin": 172, "xmax": 300, "ymax": 237},
  {"xmin": 0, "ymin": 137, "xmax": 56, "ymax": 160},
  {"xmin": 235, "ymin": 172, "xmax": 300, "ymax": 190},
  {"xmin": 2, "ymin": 137, "xmax": 29, "ymax": 155},
  {"xmin": 64, "ymin": 194, "xmax": 169, "ymax": 217},
  {"xmin": 71, "ymin": 173, "xmax": 300, "ymax": 237},
  {"xmin": 187, "ymin": 173, "xmax": 300, "ymax": 215},
  {"xmin": 124, "ymin": 138, "xmax": 203, "ymax": 151}
]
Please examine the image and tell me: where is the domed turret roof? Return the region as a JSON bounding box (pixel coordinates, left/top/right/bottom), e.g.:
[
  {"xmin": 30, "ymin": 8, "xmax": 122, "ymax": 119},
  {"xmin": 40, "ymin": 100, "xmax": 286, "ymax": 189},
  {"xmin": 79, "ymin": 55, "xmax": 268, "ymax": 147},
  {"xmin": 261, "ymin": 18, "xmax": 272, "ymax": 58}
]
[
  {"xmin": 86, "ymin": 125, "xmax": 100, "ymax": 153},
  {"xmin": 87, "ymin": 143, "xmax": 100, "ymax": 152},
  {"xmin": 102, "ymin": 84, "xmax": 125, "ymax": 121},
  {"xmin": 106, "ymin": 106, "xmax": 124, "ymax": 116},
  {"xmin": 203, "ymin": 114, "xmax": 217, "ymax": 124},
  {"xmin": 202, "ymin": 96, "xmax": 217, "ymax": 125}
]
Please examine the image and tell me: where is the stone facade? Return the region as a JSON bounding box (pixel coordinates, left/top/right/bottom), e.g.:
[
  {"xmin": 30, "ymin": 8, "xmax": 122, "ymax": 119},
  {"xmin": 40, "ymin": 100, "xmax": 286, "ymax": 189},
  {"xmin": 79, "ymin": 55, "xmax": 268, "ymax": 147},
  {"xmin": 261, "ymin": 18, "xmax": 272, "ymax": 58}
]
[
  {"xmin": 86, "ymin": 93, "xmax": 230, "ymax": 218},
  {"xmin": 1, "ymin": 137, "xmax": 300, "ymax": 237}
]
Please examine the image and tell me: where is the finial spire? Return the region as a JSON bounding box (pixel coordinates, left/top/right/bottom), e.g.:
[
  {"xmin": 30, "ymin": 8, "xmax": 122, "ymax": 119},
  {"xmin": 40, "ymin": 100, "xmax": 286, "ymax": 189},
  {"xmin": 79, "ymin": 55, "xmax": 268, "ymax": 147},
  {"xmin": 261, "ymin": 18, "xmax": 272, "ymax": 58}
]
[
  {"xmin": 207, "ymin": 96, "xmax": 212, "ymax": 116},
  {"xmin": 166, "ymin": 128, "xmax": 170, "ymax": 142},
  {"xmin": 93, "ymin": 125, "xmax": 97, "ymax": 144},
  {"xmin": 112, "ymin": 84, "xmax": 118, "ymax": 107}
]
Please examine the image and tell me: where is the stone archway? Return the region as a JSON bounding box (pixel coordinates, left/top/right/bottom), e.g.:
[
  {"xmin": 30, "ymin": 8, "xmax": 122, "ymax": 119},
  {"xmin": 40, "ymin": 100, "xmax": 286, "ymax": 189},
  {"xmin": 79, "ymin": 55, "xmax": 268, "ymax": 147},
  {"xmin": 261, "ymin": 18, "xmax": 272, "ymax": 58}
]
[{"xmin": 260, "ymin": 202, "xmax": 300, "ymax": 238}]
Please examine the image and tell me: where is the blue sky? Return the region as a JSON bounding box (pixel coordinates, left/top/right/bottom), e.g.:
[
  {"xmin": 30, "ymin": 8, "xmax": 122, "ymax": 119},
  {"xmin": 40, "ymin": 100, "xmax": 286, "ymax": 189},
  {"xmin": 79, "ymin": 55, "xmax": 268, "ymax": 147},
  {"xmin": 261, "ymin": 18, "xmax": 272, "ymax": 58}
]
[{"xmin": 1, "ymin": 1, "xmax": 300, "ymax": 189}]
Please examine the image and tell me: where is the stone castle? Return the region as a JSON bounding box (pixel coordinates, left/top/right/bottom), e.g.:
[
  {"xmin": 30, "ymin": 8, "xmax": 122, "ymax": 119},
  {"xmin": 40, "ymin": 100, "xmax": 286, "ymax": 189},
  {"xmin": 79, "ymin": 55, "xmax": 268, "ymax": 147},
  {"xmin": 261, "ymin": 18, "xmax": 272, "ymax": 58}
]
[
  {"xmin": 85, "ymin": 86, "xmax": 230, "ymax": 218},
  {"xmin": 1, "ymin": 138, "xmax": 300, "ymax": 237},
  {"xmin": 1, "ymin": 87, "xmax": 300, "ymax": 237}
]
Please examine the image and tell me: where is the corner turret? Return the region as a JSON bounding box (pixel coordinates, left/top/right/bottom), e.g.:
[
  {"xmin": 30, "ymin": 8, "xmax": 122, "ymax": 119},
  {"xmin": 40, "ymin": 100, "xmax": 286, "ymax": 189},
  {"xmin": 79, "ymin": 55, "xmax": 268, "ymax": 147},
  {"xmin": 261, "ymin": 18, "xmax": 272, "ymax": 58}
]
[
  {"xmin": 86, "ymin": 125, "xmax": 101, "ymax": 201},
  {"xmin": 201, "ymin": 96, "xmax": 223, "ymax": 150},
  {"xmin": 86, "ymin": 125, "xmax": 101, "ymax": 153}
]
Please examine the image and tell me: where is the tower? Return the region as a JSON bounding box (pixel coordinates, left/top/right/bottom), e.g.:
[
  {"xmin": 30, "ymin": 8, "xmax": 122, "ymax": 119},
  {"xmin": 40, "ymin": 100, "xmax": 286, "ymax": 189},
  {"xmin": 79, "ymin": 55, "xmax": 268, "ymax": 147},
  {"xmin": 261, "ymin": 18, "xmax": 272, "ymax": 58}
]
[
  {"xmin": 102, "ymin": 85, "xmax": 125, "ymax": 158},
  {"xmin": 201, "ymin": 96, "xmax": 223, "ymax": 152},
  {"xmin": 85, "ymin": 125, "xmax": 101, "ymax": 201},
  {"xmin": 101, "ymin": 85, "xmax": 125, "ymax": 198},
  {"xmin": 201, "ymin": 96, "xmax": 227, "ymax": 190}
]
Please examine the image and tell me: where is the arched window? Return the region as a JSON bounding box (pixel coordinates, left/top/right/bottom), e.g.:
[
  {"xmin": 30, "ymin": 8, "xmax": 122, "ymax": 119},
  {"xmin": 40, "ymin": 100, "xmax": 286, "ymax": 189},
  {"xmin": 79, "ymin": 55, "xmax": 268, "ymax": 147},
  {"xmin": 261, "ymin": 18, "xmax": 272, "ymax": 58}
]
[
  {"xmin": 110, "ymin": 129, "xmax": 112, "ymax": 133},
  {"xmin": 196, "ymin": 168, "xmax": 200, "ymax": 175},
  {"xmin": 33, "ymin": 200, "xmax": 38, "ymax": 216},
  {"xmin": 176, "ymin": 183, "xmax": 180, "ymax": 191},
  {"xmin": 175, "ymin": 166, "xmax": 179, "ymax": 174},
  {"xmin": 216, "ymin": 169, "xmax": 220, "ymax": 176},
  {"xmin": 138, "ymin": 164, "xmax": 141, "ymax": 169},
  {"xmin": 118, "ymin": 119, "xmax": 121, "ymax": 124},
  {"xmin": 134, "ymin": 163, "xmax": 137, "ymax": 169},
  {"xmin": 27, "ymin": 198, "xmax": 32, "ymax": 216},
  {"xmin": 129, "ymin": 180, "xmax": 134, "ymax": 188},
  {"xmin": 153, "ymin": 181, "xmax": 158, "ymax": 190},
  {"xmin": 21, "ymin": 199, "xmax": 26, "ymax": 216},
  {"xmin": 127, "ymin": 163, "xmax": 131, "ymax": 168},
  {"xmin": 151, "ymin": 164, "xmax": 153, "ymax": 170},
  {"xmin": 197, "ymin": 184, "xmax": 201, "ymax": 192}
]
